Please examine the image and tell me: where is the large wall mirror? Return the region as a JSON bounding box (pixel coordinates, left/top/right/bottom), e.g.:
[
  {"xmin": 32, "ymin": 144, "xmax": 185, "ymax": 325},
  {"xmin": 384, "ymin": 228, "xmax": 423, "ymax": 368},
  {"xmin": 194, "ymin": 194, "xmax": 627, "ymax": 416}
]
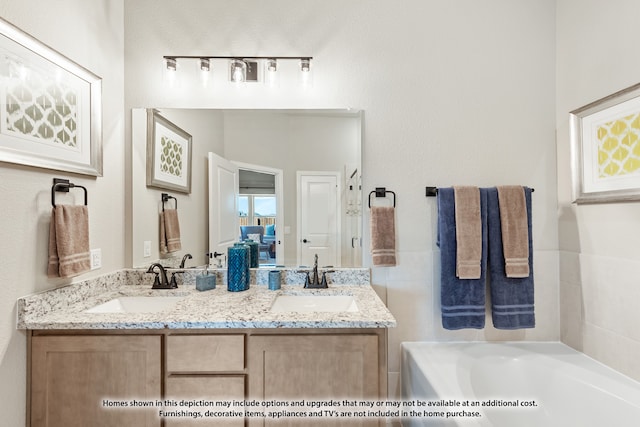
[{"xmin": 131, "ymin": 108, "xmax": 363, "ymax": 269}]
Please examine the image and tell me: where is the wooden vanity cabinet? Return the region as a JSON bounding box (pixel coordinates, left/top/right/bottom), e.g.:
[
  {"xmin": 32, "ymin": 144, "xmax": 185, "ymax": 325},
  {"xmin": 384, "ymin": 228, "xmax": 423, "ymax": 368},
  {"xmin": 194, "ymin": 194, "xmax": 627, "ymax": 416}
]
[
  {"xmin": 28, "ymin": 329, "xmax": 386, "ymax": 427},
  {"xmin": 29, "ymin": 334, "xmax": 161, "ymax": 427}
]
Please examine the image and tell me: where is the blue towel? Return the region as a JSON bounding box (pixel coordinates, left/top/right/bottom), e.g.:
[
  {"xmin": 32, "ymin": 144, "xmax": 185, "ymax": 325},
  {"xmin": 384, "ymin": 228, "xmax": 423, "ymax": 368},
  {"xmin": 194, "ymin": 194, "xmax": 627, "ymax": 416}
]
[
  {"xmin": 487, "ymin": 187, "xmax": 535, "ymax": 329},
  {"xmin": 437, "ymin": 187, "xmax": 488, "ymax": 330}
]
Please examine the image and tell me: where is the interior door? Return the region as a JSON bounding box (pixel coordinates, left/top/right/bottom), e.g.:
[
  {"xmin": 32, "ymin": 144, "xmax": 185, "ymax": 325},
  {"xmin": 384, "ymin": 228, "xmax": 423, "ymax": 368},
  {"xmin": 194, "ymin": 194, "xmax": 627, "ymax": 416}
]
[
  {"xmin": 297, "ymin": 171, "xmax": 341, "ymax": 267},
  {"xmin": 208, "ymin": 152, "xmax": 239, "ymax": 263}
]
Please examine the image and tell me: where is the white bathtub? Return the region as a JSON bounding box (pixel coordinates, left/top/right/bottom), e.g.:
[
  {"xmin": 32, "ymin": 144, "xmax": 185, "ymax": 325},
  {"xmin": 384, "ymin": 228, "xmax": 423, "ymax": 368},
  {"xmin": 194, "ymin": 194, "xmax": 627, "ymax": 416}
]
[{"xmin": 401, "ymin": 342, "xmax": 640, "ymax": 427}]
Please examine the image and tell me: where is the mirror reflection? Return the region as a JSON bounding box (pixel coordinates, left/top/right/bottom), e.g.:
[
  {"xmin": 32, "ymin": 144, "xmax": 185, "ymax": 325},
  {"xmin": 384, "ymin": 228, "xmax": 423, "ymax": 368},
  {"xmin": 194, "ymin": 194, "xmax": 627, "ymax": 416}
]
[{"xmin": 131, "ymin": 109, "xmax": 363, "ymax": 268}]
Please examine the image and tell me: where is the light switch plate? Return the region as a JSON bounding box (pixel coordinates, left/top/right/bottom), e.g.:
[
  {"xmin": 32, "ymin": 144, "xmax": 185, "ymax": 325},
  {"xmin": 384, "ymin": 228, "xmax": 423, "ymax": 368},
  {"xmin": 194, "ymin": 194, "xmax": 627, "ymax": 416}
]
[{"xmin": 143, "ymin": 240, "xmax": 151, "ymax": 257}]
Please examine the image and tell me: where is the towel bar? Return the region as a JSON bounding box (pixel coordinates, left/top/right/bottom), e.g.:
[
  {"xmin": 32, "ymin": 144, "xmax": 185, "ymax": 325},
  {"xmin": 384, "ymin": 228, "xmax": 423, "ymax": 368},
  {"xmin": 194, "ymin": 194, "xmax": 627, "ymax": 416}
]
[
  {"xmin": 425, "ymin": 186, "xmax": 535, "ymax": 197},
  {"xmin": 368, "ymin": 187, "xmax": 396, "ymax": 208},
  {"xmin": 51, "ymin": 178, "xmax": 87, "ymax": 207},
  {"xmin": 162, "ymin": 193, "xmax": 177, "ymax": 211}
]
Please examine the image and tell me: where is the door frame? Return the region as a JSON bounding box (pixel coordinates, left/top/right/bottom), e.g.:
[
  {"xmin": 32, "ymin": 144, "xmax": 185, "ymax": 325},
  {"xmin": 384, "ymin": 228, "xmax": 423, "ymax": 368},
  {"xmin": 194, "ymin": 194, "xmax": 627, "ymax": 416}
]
[{"xmin": 234, "ymin": 161, "xmax": 284, "ymax": 266}]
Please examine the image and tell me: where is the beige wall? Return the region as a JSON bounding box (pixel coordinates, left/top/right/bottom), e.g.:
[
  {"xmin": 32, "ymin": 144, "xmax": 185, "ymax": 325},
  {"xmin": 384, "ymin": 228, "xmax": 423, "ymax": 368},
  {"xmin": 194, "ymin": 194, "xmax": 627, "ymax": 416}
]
[
  {"xmin": 0, "ymin": 0, "xmax": 125, "ymax": 425},
  {"xmin": 556, "ymin": 0, "xmax": 640, "ymax": 381}
]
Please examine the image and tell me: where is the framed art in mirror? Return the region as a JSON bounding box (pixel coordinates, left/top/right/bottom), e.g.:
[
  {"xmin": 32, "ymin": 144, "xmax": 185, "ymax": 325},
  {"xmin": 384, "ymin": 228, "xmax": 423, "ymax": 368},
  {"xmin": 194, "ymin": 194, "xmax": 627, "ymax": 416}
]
[
  {"xmin": 146, "ymin": 109, "xmax": 192, "ymax": 194},
  {"xmin": 0, "ymin": 18, "xmax": 102, "ymax": 176},
  {"xmin": 570, "ymin": 82, "xmax": 640, "ymax": 204}
]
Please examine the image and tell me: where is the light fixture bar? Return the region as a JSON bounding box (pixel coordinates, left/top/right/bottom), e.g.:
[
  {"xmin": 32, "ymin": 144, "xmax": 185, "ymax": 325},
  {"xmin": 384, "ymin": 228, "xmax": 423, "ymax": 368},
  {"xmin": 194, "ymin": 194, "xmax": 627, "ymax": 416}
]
[
  {"xmin": 163, "ymin": 56, "xmax": 313, "ymax": 86},
  {"xmin": 163, "ymin": 55, "xmax": 312, "ymax": 60}
]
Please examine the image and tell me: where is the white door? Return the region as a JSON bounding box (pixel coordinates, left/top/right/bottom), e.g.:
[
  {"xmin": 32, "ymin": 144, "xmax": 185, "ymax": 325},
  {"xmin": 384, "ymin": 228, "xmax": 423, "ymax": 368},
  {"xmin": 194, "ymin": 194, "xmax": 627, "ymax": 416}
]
[
  {"xmin": 297, "ymin": 171, "xmax": 341, "ymax": 267},
  {"xmin": 208, "ymin": 152, "xmax": 239, "ymax": 264}
]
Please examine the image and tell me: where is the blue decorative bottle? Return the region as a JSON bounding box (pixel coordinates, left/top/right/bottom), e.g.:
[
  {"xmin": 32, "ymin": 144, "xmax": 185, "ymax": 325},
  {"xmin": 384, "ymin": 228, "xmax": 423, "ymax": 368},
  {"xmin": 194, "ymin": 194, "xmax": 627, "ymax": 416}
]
[
  {"xmin": 227, "ymin": 242, "xmax": 250, "ymax": 292},
  {"xmin": 244, "ymin": 239, "xmax": 259, "ymax": 268}
]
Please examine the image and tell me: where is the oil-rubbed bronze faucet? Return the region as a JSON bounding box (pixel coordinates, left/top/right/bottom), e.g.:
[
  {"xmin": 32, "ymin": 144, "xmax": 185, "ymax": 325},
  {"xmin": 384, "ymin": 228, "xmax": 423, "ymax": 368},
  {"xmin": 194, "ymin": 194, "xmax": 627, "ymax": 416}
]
[
  {"xmin": 180, "ymin": 253, "xmax": 193, "ymax": 268},
  {"xmin": 303, "ymin": 254, "xmax": 334, "ymax": 289},
  {"xmin": 146, "ymin": 263, "xmax": 176, "ymax": 289}
]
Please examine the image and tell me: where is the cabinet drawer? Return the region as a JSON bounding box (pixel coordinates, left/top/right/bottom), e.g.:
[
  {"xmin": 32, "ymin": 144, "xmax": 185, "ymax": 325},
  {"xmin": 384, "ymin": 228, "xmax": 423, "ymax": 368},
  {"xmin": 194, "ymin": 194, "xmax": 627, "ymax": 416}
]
[
  {"xmin": 165, "ymin": 376, "xmax": 245, "ymax": 426},
  {"xmin": 166, "ymin": 335, "xmax": 244, "ymax": 372}
]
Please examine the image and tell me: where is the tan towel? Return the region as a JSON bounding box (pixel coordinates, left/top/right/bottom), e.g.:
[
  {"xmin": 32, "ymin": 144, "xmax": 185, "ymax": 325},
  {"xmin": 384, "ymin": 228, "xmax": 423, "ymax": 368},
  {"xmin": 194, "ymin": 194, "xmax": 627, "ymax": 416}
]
[
  {"xmin": 160, "ymin": 208, "xmax": 182, "ymax": 254},
  {"xmin": 453, "ymin": 186, "xmax": 482, "ymax": 279},
  {"xmin": 47, "ymin": 205, "xmax": 91, "ymax": 278},
  {"xmin": 497, "ymin": 185, "xmax": 530, "ymax": 278},
  {"xmin": 370, "ymin": 206, "xmax": 396, "ymax": 266}
]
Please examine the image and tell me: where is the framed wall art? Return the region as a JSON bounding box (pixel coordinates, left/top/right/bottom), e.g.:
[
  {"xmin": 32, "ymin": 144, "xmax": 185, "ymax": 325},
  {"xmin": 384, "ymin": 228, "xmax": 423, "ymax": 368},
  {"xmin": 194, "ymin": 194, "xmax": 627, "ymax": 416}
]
[
  {"xmin": 570, "ymin": 82, "xmax": 640, "ymax": 204},
  {"xmin": 0, "ymin": 18, "xmax": 102, "ymax": 176},
  {"xmin": 146, "ymin": 109, "xmax": 192, "ymax": 194}
]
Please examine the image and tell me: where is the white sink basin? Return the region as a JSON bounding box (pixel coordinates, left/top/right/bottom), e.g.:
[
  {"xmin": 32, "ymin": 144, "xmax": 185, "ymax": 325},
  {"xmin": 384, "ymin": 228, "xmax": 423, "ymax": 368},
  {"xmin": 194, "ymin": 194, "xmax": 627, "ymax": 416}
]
[
  {"xmin": 270, "ymin": 295, "xmax": 358, "ymax": 313},
  {"xmin": 84, "ymin": 296, "xmax": 184, "ymax": 314}
]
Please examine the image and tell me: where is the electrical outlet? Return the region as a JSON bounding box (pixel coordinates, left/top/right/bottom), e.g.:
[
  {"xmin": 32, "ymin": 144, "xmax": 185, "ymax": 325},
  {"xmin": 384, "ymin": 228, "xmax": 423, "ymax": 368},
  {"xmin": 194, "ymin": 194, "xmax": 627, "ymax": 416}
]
[
  {"xmin": 143, "ymin": 240, "xmax": 151, "ymax": 258},
  {"xmin": 90, "ymin": 248, "xmax": 102, "ymax": 270}
]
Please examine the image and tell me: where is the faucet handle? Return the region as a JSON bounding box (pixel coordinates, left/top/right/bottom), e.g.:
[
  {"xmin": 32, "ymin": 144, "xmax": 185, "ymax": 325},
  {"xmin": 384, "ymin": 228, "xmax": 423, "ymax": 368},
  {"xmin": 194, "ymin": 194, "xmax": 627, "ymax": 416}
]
[
  {"xmin": 150, "ymin": 273, "xmax": 161, "ymax": 288},
  {"xmin": 320, "ymin": 272, "xmax": 328, "ymax": 287},
  {"xmin": 320, "ymin": 270, "xmax": 335, "ymax": 288},
  {"xmin": 169, "ymin": 273, "xmax": 178, "ymax": 288}
]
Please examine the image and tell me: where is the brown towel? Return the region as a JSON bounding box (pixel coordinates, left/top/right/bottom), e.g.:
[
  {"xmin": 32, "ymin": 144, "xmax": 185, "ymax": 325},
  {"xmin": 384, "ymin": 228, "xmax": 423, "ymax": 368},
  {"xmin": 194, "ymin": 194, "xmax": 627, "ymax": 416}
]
[
  {"xmin": 497, "ymin": 185, "xmax": 530, "ymax": 278},
  {"xmin": 47, "ymin": 205, "xmax": 91, "ymax": 278},
  {"xmin": 453, "ymin": 186, "xmax": 482, "ymax": 279},
  {"xmin": 370, "ymin": 206, "xmax": 396, "ymax": 266},
  {"xmin": 160, "ymin": 208, "xmax": 182, "ymax": 254}
]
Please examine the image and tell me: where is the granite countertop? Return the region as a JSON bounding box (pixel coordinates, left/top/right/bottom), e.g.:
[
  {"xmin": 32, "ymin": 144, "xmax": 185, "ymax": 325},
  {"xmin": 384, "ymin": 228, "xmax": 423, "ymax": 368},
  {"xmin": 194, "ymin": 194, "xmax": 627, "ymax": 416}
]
[{"xmin": 17, "ymin": 269, "xmax": 396, "ymax": 330}]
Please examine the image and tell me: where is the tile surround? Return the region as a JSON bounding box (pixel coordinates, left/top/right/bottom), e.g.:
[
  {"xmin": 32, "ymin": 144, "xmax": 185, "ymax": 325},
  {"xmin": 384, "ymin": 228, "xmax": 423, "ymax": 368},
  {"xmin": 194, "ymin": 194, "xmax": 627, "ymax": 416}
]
[{"xmin": 560, "ymin": 251, "xmax": 640, "ymax": 382}]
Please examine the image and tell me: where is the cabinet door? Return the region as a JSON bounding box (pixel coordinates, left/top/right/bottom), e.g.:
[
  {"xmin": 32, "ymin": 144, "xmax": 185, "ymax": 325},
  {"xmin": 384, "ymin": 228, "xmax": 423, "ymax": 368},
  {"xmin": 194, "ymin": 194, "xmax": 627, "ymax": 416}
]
[
  {"xmin": 30, "ymin": 335, "xmax": 161, "ymax": 427},
  {"xmin": 165, "ymin": 375, "xmax": 245, "ymax": 426},
  {"xmin": 248, "ymin": 334, "xmax": 379, "ymax": 426}
]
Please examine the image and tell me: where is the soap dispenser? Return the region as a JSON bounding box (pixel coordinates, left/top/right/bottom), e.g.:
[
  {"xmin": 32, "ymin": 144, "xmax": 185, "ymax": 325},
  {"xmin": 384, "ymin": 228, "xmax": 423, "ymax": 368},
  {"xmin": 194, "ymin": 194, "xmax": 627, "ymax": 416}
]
[{"xmin": 196, "ymin": 262, "xmax": 216, "ymax": 292}]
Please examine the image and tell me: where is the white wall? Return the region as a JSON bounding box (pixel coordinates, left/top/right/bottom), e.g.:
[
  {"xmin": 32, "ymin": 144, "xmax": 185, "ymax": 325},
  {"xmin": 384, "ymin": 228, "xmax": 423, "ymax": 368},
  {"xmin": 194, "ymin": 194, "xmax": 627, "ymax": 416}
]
[
  {"xmin": 0, "ymin": 1, "xmax": 125, "ymax": 425},
  {"xmin": 124, "ymin": 0, "xmax": 558, "ymax": 397},
  {"xmin": 556, "ymin": 0, "xmax": 640, "ymax": 381}
]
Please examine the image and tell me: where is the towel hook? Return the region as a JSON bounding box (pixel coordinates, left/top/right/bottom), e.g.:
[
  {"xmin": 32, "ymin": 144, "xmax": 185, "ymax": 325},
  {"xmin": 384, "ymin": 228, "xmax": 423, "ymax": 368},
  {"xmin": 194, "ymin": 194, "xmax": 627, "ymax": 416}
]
[
  {"xmin": 162, "ymin": 193, "xmax": 177, "ymax": 211},
  {"xmin": 51, "ymin": 178, "xmax": 88, "ymax": 207},
  {"xmin": 368, "ymin": 187, "xmax": 396, "ymax": 208}
]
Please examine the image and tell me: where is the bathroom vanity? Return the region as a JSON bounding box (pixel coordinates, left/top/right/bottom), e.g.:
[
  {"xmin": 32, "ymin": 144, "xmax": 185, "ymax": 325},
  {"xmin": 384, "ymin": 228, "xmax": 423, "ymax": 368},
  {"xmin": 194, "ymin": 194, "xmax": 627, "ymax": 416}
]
[{"xmin": 19, "ymin": 269, "xmax": 395, "ymax": 427}]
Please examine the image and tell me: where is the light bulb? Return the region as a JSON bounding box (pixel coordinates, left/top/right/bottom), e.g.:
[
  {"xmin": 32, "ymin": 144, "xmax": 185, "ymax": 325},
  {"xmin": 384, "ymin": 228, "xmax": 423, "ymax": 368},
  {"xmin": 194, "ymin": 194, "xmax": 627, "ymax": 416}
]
[
  {"xmin": 264, "ymin": 58, "xmax": 278, "ymax": 87},
  {"xmin": 230, "ymin": 59, "xmax": 246, "ymax": 83}
]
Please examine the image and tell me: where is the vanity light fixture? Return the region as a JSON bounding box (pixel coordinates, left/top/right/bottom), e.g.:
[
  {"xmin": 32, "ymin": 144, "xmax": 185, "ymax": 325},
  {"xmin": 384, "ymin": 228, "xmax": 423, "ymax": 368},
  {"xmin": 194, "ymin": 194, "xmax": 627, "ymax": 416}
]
[
  {"xmin": 199, "ymin": 58, "xmax": 211, "ymax": 87},
  {"xmin": 264, "ymin": 58, "xmax": 278, "ymax": 87},
  {"xmin": 161, "ymin": 55, "xmax": 312, "ymax": 86},
  {"xmin": 163, "ymin": 57, "xmax": 178, "ymax": 87},
  {"xmin": 165, "ymin": 57, "xmax": 177, "ymax": 72},
  {"xmin": 300, "ymin": 58, "xmax": 310, "ymax": 73},
  {"xmin": 299, "ymin": 58, "xmax": 313, "ymax": 87},
  {"xmin": 230, "ymin": 58, "xmax": 246, "ymax": 83},
  {"xmin": 199, "ymin": 58, "xmax": 210, "ymax": 72}
]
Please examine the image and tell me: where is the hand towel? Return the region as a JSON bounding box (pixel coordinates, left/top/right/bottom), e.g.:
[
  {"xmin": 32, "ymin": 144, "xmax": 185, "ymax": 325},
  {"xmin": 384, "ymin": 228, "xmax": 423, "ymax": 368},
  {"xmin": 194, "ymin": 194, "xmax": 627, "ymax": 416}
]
[
  {"xmin": 453, "ymin": 186, "xmax": 482, "ymax": 279},
  {"xmin": 370, "ymin": 206, "xmax": 396, "ymax": 266},
  {"xmin": 47, "ymin": 205, "xmax": 91, "ymax": 278},
  {"xmin": 487, "ymin": 187, "xmax": 535, "ymax": 329},
  {"xmin": 437, "ymin": 187, "xmax": 488, "ymax": 330},
  {"xmin": 160, "ymin": 208, "xmax": 182, "ymax": 254},
  {"xmin": 496, "ymin": 185, "xmax": 530, "ymax": 278}
]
